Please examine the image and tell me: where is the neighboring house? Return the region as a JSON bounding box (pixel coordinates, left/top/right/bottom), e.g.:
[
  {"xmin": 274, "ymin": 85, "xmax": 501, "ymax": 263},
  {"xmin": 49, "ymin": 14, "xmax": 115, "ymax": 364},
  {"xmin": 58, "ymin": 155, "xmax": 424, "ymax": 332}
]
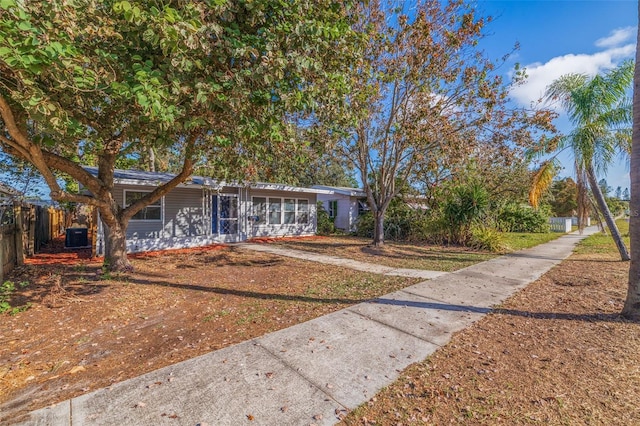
[
  {"xmin": 0, "ymin": 182, "xmax": 18, "ymax": 201},
  {"xmin": 0, "ymin": 182, "xmax": 18, "ymax": 226},
  {"xmin": 84, "ymin": 168, "xmax": 330, "ymax": 255},
  {"xmin": 312, "ymin": 185, "xmax": 369, "ymax": 232}
]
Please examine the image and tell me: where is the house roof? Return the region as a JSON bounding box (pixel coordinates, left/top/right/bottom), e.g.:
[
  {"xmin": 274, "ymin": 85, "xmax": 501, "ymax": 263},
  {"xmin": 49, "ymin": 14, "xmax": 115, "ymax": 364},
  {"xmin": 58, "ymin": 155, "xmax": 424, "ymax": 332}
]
[
  {"xmin": 311, "ymin": 185, "xmax": 367, "ymax": 197},
  {"xmin": 83, "ymin": 167, "xmax": 332, "ymax": 195}
]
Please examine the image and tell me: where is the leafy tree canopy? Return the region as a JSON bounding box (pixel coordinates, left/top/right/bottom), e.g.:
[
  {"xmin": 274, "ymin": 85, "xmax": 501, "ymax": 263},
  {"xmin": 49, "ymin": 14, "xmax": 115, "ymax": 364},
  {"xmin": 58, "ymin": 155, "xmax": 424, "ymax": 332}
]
[{"xmin": 0, "ymin": 0, "xmax": 358, "ymax": 269}]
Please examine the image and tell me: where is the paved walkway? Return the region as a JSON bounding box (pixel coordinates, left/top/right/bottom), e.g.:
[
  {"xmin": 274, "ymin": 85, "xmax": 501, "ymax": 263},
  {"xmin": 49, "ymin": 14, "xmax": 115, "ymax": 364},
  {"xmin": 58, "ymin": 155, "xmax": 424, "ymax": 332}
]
[
  {"xmin": 18, "ymin": 229, "xmax": 598, "ymax": 426},
  {"xmin": 239, "ymin": 243, "xmax": 448, "ymax": 279}
]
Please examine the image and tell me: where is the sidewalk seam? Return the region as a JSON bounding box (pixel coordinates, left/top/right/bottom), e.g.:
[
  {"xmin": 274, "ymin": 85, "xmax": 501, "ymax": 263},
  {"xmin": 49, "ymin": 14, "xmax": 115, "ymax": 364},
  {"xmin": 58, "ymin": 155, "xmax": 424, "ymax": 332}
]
[
  {"xmin": 345, "ymin": 305, "xmax": 447, "ymax": 349},
  {"xmin": 250, "ymin": 340, "xmax": 350, "ymax": 413}
]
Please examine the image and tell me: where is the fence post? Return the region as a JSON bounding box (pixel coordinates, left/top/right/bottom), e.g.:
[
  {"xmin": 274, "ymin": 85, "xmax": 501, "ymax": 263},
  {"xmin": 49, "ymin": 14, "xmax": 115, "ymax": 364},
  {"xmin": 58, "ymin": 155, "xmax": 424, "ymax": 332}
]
[
  {"xmin": 0, "ymin": 227, "xmax": 4, "ymax": 283},
  {"xmin": 27, "ymin": 206, "xmax": 35, "ymax": 256},
  {"xmin": 14, "ymin": 204, "xmax": 24, "ymax": 265}
]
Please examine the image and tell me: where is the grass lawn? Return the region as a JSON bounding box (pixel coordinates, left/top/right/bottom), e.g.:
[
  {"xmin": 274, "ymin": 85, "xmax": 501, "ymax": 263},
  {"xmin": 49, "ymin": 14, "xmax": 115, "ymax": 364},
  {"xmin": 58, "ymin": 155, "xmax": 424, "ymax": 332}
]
[{"xmin": 501, "ymin": 231, "xmax": 563, "ymax": 251}]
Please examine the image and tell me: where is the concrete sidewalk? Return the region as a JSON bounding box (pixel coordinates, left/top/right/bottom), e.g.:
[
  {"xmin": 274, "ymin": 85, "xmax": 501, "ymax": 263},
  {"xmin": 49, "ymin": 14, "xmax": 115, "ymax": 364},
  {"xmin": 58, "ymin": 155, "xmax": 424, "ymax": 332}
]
[
  {"xmin": 239, "ymin": 243, "xmax": 448, "ymax": 279},
  {"xmin": 19, "ymin": 229, "xmax": 598, "ymax": 426}
]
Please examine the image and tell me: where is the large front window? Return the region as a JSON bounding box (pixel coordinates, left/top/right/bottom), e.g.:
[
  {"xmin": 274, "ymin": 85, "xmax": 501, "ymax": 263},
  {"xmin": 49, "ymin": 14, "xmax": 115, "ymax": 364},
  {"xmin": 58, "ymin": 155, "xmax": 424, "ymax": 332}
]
[
  {"xmin": 125, "ymin": 191, "xmax": 162, "ymax": 221},
  {"xmin": 252, "ymin": 197, "xmax": 309, "ymax": 225}
]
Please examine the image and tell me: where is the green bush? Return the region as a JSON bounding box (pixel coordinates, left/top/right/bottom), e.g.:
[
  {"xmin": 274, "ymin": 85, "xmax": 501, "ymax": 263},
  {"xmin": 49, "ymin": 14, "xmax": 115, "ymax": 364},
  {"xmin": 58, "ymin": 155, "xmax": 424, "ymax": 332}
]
[
  {"xmin": 495, "ymin": 203, "xmax": 550, "ymax": 233},
  {"xmin": 353, "ymin": 200, "xmax": 433, "ymax": 242},
  {"xmin": 443, "ymin": 183, "xmax": 489, "ymax": 245},
  {"xmin": 316, "ymin": 202, "xmax": 336, "ymax": 235},
  {"xmin": 470, "ymin": 226, "xmax": 507, "ymax": 252}
]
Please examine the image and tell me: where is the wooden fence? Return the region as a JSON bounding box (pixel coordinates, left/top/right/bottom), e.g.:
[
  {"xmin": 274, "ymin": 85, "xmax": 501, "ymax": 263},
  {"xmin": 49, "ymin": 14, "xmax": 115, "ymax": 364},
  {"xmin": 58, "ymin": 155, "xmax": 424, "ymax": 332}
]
[{"xmin": 0, "ymin": 203, "xmax": 66, "ymax": 282}]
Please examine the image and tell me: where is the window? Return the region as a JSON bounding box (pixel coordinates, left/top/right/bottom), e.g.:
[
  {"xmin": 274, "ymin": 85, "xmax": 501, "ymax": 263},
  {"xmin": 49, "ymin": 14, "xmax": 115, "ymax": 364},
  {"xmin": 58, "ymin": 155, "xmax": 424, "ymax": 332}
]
[
  {"xmin": 328, "ymin": 200, "xmax": 338, "ymax": 219},
  {"xmin": 297, "ymin": 199, "xmax": 309, "ymax": 224},
  {"xmin": 358, "ymin": 199, "xmax": 370, "ymax": 216},
  {"xmin": 269, "ymin": 197, "xmax": 282, "ymax": 225},
  {"xmin": 125, "ymin": 191, "xmax": 161, "ymax": 221},
  {"xmin": 252, "ymin": 197, "xmax": 266, "ymax": 224},
  {"xmin": 252, "ymin": 197, "xmax": 310, "ymax": 225},
  {"xmin": 284, "ymin": 199, "xmax": 296, "ymax": 224}
]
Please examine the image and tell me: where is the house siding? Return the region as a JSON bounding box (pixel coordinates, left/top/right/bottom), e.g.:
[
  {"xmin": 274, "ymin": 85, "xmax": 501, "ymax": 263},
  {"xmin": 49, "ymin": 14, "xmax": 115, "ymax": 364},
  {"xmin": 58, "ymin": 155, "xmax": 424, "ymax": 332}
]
[
  {"xmin": 95, "ymin": 181, "xmax": 320, "ymax": 255},
  {"xmin": 162, "ymin": 187, "xmax": 205, "ymax": 238},
  {"xmin": 317, "ymin": 193, "xmax": 359, "ymax": 231}
]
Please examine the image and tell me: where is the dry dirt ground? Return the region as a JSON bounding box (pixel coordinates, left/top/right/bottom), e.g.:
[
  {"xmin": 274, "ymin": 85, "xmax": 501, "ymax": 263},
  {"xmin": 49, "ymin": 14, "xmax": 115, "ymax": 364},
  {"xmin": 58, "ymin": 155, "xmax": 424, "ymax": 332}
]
[
  {"xmin": 341, "ymin": 251, "xmax": 640, "ymax": 425},
  {"xmin": 0, "ymin": 237, "xmax": 417, "ymax": 423}
]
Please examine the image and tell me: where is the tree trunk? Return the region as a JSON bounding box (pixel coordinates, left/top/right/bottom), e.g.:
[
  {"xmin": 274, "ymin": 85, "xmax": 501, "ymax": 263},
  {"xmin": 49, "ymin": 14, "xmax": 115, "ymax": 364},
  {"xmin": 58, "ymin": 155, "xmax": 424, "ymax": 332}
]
[
  {"xmin": 372, "ymin": 209, "xmax": 385, "ymax": 247},
  {"xmin": 623, "ymin": 17, "xmax": 640, "ymax": 319},
  {"xmin": 102, "ymin": 215, "xmax": 133, "ymax": 272},
  {"xmin": 586, "ymin": 165, "xmax": 630, "ymax": 261}
]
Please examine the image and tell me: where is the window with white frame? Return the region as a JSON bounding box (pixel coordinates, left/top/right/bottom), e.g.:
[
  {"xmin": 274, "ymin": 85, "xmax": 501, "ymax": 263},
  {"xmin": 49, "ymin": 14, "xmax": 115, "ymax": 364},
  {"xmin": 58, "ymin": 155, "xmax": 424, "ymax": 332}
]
[
  {"xmin": 124, "ymin": 190, "xmax": 162, "ymax": 221},
  {"xmin": 252, "ymin": 197, "xmax": 310, "ymax": 225},
  {"xmin": 283, "ymin": 198, "xmax": 296, "ymax": 224},
  {"xmin": 268, "ymin": 197, "xmax": 282, "ymax": 225},
  {"xmin": 327, "ymin": 200, "xmax": 338, "ymax": 219},
  {"xmin": 297, "ymin": 199, "xmax": 309, "ymax": 224},
  {"xmin": 252, "ymin": 197, "xmax": 267, "ymax": 225}
]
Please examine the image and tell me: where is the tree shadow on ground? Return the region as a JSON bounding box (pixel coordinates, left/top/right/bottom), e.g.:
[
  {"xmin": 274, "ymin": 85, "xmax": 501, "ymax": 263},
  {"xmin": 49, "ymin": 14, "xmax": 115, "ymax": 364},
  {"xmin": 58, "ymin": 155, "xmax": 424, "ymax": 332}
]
[
  {"xmin": 124, "ymin": 278, "xmax": 366, "ymax": 305},
  {"xmin": 371, "ymin": 297, "xmax": 638, "ymax": 324}
]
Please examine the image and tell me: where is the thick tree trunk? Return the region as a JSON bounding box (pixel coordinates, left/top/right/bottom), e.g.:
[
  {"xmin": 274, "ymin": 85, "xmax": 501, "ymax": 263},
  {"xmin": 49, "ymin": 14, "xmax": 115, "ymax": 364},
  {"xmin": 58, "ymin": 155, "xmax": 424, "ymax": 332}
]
[
  {"xmin": 586, "ymin": 165, "xmax": 630, "ymax": 261},
  {"xmin": 102, "ymin": 215, "xmax": 133, "ymax": 272},
  {"xmin": 372, "ymin": 209, "xmax": 385, "ymax": 247},
  {"xmin": 623, "ymin": 18, "xmax": 640, "ymax": 319}
]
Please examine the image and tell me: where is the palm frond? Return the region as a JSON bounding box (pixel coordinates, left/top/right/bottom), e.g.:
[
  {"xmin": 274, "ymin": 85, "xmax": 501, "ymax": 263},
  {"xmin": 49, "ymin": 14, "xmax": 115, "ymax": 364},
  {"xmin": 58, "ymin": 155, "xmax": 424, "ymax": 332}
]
[{"xmin": 529, "ymin": 159, "xmax": 558, "ymax": 209}]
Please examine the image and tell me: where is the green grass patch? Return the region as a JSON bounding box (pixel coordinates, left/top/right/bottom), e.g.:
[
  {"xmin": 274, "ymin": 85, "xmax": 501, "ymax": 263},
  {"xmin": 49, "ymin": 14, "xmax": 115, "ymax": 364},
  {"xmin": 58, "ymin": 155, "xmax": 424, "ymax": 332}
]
[
  {"xmin": 501, "ymin": 231, "xmax": 563, "ymax": 251},
  {"xmin": 575, "ymin": 219, "xmax": 630, "ymax": 255}
]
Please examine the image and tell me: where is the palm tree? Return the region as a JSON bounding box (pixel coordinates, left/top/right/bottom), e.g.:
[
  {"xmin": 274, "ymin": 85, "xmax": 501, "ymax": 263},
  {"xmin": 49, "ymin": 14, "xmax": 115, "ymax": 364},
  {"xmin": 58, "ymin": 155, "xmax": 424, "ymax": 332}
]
[
  {"xmin": 530, "ymin": 61, "xmax": 632, "ymax": 261},
  {"xmin": 622, "ymin": 17, "xmax": 640, "ymax": 319}
]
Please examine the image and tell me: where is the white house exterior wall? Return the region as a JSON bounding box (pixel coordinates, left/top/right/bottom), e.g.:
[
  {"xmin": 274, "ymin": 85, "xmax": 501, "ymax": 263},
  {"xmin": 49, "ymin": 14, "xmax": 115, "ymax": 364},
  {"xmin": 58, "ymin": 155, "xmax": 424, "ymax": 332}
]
[
  {"xmin": 162, "ymin": 187, "xmax": 206, "ymax": 238},
  {"xmin": 95, "ymin": 184, "xmax": 318, "ymax": 255},
  {"xmin": 317, "ymin": 193, "xmax": 359, "ymax": 232}
]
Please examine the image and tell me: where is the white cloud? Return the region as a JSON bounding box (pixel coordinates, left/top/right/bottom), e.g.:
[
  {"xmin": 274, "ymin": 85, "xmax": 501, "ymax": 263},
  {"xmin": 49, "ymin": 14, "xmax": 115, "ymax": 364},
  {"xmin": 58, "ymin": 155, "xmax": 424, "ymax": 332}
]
[
  {"xmin": 595, "ymin": 26, "xmax": 636, "ymax": 48},
  {"xmin": 510, "ymin": 43, "xmax": 635, "ymax": 108}
]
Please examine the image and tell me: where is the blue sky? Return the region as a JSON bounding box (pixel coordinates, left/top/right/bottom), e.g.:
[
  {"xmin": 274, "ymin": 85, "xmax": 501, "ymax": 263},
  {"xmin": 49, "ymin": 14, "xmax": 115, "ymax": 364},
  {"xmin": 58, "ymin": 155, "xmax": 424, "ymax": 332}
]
[{"xmin": 476, "ymin": 0, "xmax": 636, "ymax": 194}]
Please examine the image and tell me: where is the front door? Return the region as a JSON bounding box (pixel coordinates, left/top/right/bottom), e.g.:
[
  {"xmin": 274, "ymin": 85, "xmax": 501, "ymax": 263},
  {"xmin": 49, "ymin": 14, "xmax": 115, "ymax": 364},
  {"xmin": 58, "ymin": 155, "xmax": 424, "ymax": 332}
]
[
  {"xmin": 219, "ymin": 195, "xmax": 238, "ymax": 235},
  {"xmin": 212, "ymin": 194, "xmax": 239, "ymax": 238}
]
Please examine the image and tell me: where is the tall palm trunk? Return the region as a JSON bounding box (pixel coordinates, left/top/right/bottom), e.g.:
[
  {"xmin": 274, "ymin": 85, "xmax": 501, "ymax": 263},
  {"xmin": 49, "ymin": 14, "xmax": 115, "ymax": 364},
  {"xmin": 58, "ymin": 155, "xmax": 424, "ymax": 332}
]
[
  {"xmin": 623, "ymin": 17, "xmax": 640, "ymax": 319},
  {"xmin": 586, "ymin": 165, "xmax": 630, "ymax": 261}
]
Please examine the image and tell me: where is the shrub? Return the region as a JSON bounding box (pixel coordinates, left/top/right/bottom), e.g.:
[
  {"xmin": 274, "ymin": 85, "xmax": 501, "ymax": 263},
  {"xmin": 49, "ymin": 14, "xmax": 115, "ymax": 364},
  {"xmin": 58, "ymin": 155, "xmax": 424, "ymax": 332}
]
[
  {"xmin": 353, "ymin": 200, "xmax": 433, "ymax": 242},
  {"xmin": 353, "ymin": 211, "xmax": 373, "ymax": 238},
  {"xmin": 443, "ymin": 183, "xmax": 489, "ymax": 244},
  {"xmin": 316, "ymin": 202, "xmax": 336, "ymax": 235},
  {"xmin": 470, "ymin": 226, "xmax": 507, "ymax": 252},
  {"xmin": 496, "ymin": 203, "xmax": 550, "ymax": 233}
]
